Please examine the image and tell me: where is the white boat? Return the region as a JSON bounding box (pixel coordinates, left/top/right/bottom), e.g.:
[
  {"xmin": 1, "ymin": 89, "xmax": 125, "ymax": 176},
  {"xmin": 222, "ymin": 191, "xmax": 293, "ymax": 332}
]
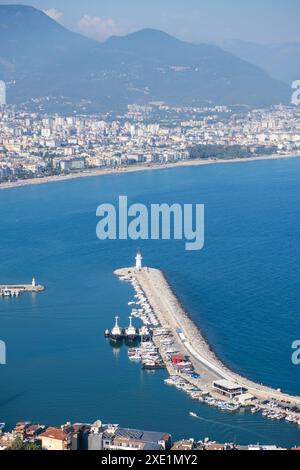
[
  {"xmin": 110, "ymin": 316, "xmax": 123, "ymax": 341},
  {"xmin": 164, "ymin": 378, "xmax": 175, "ymax": 386},
  {"xmin": 189, "ymin": 412, "xmax": 199, "ymax": 418},
  {"xmin": 129, "ymin": 355, "xmax": 141, "ymax": 361},
  {"xmin": 125, "ymin": 316, "xmax": 138, "ymax": 340}
]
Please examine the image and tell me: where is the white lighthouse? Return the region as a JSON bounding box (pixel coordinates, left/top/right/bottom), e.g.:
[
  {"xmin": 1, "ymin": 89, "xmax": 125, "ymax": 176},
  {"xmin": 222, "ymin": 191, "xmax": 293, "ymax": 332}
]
[{"xmin": 135, "ymin": 251, "xmax": 143, "ymax": 271}]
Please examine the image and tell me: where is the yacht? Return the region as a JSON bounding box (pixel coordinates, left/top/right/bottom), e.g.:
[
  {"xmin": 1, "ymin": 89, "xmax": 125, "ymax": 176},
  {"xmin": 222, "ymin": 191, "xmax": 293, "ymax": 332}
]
[{"xmin": 139, "ymin": 325, "xmax": 151, "ymax": 341}]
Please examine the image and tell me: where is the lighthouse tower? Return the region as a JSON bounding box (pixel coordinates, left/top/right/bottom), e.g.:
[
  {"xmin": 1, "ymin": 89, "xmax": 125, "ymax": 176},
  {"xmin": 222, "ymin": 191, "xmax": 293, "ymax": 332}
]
[
  {"xmin": 135, "ymin": 251, "xmax": 143, "ymax": 271},
  {"xmin": 32, "ymin": 277, "xmax": 36, "ymax": 288}
]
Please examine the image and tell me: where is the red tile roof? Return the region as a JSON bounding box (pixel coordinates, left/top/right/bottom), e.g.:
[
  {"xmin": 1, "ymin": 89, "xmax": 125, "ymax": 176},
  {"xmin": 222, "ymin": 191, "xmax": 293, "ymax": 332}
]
[{"xmin": 40, "ymin": 427, "xmax": 66, "ymax": 441}]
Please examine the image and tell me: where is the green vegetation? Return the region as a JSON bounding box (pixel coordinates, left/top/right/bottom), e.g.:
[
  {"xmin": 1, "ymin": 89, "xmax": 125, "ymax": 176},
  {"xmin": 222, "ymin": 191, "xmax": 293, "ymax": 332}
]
[
  {"xmin": 10, "ymin": 437, "xmax": 24, "ymax": 450},
  {"xmin": 10, "ymin": 437, "xmax": 41, "ymax": 451},
  {"xmin": 188, "ymin": 144, "xmax": 278, "ymax": 160},
  {"xmin": 24, "ymin": 442, "xmax": 41, "ymax": 451}
]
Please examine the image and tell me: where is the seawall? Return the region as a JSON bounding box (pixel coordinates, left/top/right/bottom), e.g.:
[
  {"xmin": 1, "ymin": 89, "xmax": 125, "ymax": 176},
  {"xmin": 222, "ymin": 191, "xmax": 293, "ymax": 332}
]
[{"xmin": 115, "ymin": 266, "xmax": 300, "ymax": 406}]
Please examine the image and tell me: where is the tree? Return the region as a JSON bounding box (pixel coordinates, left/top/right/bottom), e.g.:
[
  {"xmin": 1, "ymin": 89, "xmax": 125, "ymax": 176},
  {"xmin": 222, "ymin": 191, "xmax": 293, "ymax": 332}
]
[
  {"xmin": 11, "ymin": 437, "xmax": 24, "ymax": 450},
  {"xmin": 24, "ymin": 442, "xmax": 41, "ymax": 451}
]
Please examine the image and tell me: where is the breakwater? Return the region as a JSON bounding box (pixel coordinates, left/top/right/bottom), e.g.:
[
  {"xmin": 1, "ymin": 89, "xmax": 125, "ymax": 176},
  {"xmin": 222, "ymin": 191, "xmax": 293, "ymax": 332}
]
[
  {"xmin": 0, "ymin": 279, "xmax": 45, "ymax": 297},
  {"xmin": 115, "ymin": 266, "xmax": 300, "ymax": 408}
]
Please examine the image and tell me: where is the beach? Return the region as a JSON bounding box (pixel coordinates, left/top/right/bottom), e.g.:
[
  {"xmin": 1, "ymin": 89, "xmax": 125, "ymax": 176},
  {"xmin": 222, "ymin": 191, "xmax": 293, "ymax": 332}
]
[{"xmin": 1, "ymin": 152, "xmax": 300, "ymax": 191}]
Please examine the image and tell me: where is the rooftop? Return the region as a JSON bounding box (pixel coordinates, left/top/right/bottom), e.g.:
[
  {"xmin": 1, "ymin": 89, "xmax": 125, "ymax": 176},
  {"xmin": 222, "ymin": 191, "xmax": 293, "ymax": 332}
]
[
  {"xmin": 40, "ymin": 427, "xmax": 67, "ymax": 441},
  {"xmin": 115, "ymin": 427, "xmax": 170, "ymax": 443},
  {"xmin": 213, "ymin": 379, "xmax": 243, "ymax": 391},
  {"xmin": 172, "ymin": 440, "xmax": 194, "ymax": 451}
]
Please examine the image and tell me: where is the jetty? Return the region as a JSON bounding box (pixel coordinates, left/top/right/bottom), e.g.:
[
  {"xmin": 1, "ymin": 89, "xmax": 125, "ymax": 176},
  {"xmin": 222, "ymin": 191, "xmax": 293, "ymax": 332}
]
[
  {"xmin": 114, "ymin": 255, "xmax": 300, "ymax": 408},
  {"xmin": 0, "ymin": 278, "xmax": 45, "ymax": 298}
]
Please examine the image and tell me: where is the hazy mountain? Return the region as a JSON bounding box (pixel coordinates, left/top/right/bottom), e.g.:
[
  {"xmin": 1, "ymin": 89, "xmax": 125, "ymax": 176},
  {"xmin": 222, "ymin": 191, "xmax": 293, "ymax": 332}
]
[
  {"xmin": 221, "ymin": 39, "xmax": 300, "ymax": 85},
  {"xmin": 0, "ymin": 5, "xmax": 106, "ymax": 104},
  {"xmin": 0, "ymin": 5, "xmax": 290, "ymax": 110}
]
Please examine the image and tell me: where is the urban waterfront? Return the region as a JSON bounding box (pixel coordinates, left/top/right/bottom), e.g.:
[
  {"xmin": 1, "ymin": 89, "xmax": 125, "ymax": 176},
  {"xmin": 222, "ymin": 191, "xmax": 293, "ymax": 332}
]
[{"xmin": 0, "ymin": 158, "xmax": 300, "ymax": 447}]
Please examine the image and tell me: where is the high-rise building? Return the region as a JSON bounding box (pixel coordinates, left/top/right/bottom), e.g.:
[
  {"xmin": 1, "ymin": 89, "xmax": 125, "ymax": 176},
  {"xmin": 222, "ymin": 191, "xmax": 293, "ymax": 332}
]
[{"xmin": 0, "ymin": 81, "xmax": 6, "ymax": 106}]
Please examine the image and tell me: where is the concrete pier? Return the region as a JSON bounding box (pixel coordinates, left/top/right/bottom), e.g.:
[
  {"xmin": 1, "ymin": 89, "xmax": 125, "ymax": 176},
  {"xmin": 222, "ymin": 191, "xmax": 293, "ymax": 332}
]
[
  {"xmin": 0, "ymin": 281, "xmax": 45, "ymax": 297},
  {"xmin": 115, "ymin": 266, "xmax": 300, "ymax": 406}
]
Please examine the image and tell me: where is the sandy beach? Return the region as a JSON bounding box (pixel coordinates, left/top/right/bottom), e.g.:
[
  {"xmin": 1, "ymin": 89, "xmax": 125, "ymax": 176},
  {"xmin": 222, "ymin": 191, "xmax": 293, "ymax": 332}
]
[{"xmin": 1, "ymin": 152, "xmax": 300, "ymax": 192}]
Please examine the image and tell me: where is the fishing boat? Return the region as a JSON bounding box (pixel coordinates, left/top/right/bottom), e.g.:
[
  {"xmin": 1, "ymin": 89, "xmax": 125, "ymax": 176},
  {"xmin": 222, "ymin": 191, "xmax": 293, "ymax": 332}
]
[
  {"xmin": 125, "ymin": 316, "xmax": 139, "ymax": 341},
  {"xmin": 142, "ymin": 359, "xmax": 165, "ymax": 370},
  {"xmin": 109, "ymin": 316, "xmax": 124, "ymax": 341}
]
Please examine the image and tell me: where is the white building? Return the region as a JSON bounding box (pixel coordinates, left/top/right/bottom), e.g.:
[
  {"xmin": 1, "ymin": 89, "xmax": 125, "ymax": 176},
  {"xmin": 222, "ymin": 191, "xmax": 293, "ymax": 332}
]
[
  {"xmin": 213, "ymin": 380, "xmax": 245, "ymax": 399},
  {"xmin": 0, "ymin": 81, "xmax": 6, "ymax": 106}
]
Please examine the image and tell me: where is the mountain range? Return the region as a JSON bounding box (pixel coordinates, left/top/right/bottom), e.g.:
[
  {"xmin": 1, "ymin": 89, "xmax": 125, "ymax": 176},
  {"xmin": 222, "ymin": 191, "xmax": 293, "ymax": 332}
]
[
  {"xmin": 0, "ymin": 5, "xmax": 290, "ymax": 110},
  {"xmin": 221, "ymin": 39, "xmax": 300, "ymax": 85}
]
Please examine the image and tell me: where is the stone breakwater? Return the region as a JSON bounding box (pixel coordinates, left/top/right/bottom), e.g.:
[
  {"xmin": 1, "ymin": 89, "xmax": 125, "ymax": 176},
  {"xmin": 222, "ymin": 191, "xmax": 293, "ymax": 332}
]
[{"xmin": 115, "ymin": 266, "xmax": 300, "ymax": 406}]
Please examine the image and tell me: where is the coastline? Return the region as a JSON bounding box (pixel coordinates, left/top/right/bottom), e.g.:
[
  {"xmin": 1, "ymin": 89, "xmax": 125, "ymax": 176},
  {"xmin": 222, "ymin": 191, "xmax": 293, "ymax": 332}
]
[{"xmin": 1, "ymin": 152, "xmax": 300, "ymax": 191}]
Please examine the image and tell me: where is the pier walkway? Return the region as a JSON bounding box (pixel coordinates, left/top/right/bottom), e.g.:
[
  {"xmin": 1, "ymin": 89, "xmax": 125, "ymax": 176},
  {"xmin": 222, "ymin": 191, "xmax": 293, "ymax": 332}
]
[
  {"xmin": 115, "ymin": 266, "xmax": 300, "ymax": 406},
  {"xmin": 0, "ymin": 280, "xmax": 45, "ymax": 297}
]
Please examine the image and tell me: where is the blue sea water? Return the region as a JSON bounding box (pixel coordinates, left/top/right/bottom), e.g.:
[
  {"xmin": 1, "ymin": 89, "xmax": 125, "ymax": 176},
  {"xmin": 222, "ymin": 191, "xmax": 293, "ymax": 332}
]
[{"xmin": 0, "ymin": 158, "xmax": 300, "ymax": 447}]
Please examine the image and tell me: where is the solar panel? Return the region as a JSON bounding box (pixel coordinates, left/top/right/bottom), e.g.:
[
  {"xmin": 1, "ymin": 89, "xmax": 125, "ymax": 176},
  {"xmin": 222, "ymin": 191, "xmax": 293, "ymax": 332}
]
[{"xmin": 116, "ymin": 428, "xmax": 143, "ymax": 439}]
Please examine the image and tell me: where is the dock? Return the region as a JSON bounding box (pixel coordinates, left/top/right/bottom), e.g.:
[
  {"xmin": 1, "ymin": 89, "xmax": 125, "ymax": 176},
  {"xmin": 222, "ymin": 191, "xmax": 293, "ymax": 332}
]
[
  {"xmin": 114, "ymin": 265, "xmax": 300, "ymax": 408},
  {"xmin": 0, "ymin": 278, "xmax": 45, "ymax": 297}
]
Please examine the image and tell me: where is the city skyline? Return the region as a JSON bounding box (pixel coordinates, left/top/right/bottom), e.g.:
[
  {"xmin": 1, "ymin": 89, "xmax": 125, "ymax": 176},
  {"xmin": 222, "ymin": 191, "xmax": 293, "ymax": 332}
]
[{"xmin": 0, "ymin": 0, "xmax": 299, "ymax": 43}]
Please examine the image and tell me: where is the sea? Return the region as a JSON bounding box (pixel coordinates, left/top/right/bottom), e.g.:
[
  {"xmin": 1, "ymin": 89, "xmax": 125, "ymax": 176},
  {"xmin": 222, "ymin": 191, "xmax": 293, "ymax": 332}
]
[{"xmin": 0, "ymin": 157, "xmax": 300, "ymax": 447}]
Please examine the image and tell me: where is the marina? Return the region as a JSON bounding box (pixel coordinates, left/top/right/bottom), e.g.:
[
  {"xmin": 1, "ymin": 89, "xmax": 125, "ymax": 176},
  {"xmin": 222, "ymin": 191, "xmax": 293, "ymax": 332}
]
[
  {"xmin": 112, "ymin": 252, "xmax": 300, "ymax": 426},
  {"xmin": 105, "ymin": 255, "xmax": 164, "ymax": 370}
]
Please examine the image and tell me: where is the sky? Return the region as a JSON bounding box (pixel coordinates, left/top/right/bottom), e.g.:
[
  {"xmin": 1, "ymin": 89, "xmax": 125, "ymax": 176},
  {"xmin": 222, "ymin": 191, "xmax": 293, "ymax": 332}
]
[{"xmin": 0, "ymin": 0, "xmax": 299, "ymax": 43}]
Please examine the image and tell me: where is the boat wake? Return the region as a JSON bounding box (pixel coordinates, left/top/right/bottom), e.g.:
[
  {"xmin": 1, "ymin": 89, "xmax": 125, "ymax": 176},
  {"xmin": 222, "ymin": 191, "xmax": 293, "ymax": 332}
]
[{"xmin": 189, "ymin": 413, "xmax": 266, "ymax": 440}]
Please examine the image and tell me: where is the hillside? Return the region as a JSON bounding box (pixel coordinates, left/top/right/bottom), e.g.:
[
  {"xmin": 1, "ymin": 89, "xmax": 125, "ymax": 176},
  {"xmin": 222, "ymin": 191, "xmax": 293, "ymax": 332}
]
[{"xmin": 0, "ymin": 5, "xmax": 290, "ymax": 110}]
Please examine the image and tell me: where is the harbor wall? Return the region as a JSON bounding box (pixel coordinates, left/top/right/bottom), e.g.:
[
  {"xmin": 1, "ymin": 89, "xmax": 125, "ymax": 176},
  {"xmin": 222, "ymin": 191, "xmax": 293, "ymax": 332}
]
[{"xmin": 115, "ymin": 267, "xmax": 300, "ymax": 405}]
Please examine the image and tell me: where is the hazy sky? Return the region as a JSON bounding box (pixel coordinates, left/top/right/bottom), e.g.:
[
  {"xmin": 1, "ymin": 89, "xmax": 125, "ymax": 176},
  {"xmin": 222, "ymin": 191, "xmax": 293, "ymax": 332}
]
[{"xmin": 0, "ymin": 0, "xmax": 299, "ymax": 43}]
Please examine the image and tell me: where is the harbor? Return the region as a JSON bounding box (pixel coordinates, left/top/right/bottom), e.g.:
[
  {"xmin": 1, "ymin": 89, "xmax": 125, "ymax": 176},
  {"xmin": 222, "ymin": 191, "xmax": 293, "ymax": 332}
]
[
  {"xmin": 2, "ymin": 160, "xmax": 300, "ymax": 448},
  {"xmin": 111, "ymin": 252, "xmax": 300, "ymax": 427},
  {"xmin": 0, "ymin": 278, "xmax": 45, "ymax": 298}
]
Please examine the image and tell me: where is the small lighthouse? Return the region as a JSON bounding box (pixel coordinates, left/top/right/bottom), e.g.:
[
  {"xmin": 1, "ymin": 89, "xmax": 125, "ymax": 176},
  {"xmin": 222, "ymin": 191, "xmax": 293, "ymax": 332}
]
[
  {"xmin": 32, "ymin": 277, "xmax": 36, "ymax": 288},
  {"xmin": 135, "ymin": 251, "xmax": 143, "ymax": 271}
]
